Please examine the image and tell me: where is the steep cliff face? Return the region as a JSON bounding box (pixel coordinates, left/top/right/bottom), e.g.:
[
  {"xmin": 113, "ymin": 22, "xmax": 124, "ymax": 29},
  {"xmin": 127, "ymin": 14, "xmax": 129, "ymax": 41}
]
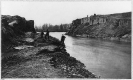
[
  {"xmin": 1, "ymin": 15, "xmax": 36, "ymax": 52},
  {"xmin": 2, "ymin": 15, "xmax": 36, "ymax": 33},
  {"xmin": 66, "ymin": 12, "xmax": 131, "ymax": 42}
]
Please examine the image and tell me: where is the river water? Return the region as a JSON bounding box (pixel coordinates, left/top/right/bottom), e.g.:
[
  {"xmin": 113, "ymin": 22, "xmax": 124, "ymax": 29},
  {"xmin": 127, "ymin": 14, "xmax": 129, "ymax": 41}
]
[{"xmin": 50, "ymin": 32, "xmax": 131, "ymax": 79}]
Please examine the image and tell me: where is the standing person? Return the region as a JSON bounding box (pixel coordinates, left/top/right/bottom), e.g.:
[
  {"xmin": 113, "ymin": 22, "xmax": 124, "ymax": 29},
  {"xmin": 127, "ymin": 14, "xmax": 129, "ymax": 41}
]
[
  {"xmin": 45, "ymin": 29, "xmax": 49, "ymax": 40},
  {"xmin": 41, "ymin": 31, "xmax": 44, "ymax": 38},
  {"xmin": 61, "ymin": 34, "xmax": 66, "ymax": 45}
]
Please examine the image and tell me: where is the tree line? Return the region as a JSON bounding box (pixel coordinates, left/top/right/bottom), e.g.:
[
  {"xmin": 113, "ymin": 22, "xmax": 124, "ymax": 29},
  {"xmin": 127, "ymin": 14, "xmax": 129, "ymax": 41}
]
[{"xmin": 35, "ymin": 23, "xmax": 70, "ymax": 32}]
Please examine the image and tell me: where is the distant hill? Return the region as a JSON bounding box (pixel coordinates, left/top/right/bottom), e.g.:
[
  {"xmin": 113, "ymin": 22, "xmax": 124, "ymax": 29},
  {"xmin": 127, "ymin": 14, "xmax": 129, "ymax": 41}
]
[{"xmin": 66, "ymin": 12, "xmax": 131, "ymax": 42}]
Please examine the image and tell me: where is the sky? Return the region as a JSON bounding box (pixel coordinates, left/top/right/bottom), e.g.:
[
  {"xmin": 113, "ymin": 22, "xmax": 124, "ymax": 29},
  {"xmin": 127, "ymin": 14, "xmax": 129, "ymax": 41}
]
[{"xmin": 1, "ymin": 0, "xmax": 131, "ymax": 26}]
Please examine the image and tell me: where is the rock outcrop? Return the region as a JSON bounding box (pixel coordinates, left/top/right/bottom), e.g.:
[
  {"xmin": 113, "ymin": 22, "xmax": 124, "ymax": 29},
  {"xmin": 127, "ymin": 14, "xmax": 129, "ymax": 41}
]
[
  {"xmin": 66, "ymin": 12, "xmax": 131, "ymax": 42},
  {"xmin": 1, "ymin": 15, "xmax": 36, "ymax": 53}
]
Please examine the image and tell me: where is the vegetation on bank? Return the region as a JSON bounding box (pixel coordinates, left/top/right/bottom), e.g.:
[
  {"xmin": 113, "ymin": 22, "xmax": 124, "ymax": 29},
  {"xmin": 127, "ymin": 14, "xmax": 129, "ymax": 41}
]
[{"xmin": 35, "ymin": 23, "xmax": 70, "ymax": 32}]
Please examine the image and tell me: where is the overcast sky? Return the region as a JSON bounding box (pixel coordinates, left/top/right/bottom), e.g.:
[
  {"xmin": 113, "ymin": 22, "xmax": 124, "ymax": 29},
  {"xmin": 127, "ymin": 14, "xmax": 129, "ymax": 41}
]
[{"xmin": 1, "ymin": 1, "xmax": 131, "ymax": 26}]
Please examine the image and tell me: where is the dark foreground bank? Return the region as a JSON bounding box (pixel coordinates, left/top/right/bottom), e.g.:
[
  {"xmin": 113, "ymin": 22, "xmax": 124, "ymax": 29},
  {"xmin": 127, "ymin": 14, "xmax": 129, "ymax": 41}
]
[{"xmin": 2, "ymin": 32, "xmax": 99, "ymax": 78}]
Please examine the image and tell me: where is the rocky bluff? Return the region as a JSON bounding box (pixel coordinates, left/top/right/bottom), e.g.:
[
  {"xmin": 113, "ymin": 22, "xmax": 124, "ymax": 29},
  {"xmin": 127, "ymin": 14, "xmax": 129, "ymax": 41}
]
[
  {"xmin": 2, "ymin": 15, "xmax": 36, "ymax": 52},
  {"xmin": 66, "ymin": 12, "xmax": 131, "ymax": 42}
]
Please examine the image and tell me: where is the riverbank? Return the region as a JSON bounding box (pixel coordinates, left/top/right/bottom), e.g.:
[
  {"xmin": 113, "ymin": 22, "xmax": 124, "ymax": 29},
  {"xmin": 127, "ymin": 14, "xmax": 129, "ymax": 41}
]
[
  {"xmin": 65, "ymin": 34, "xmax": 131, "ymax": 43},
  {"xmin": 66, "ymin": 12, "xmax": 131, "ymax": 42},
  {"xmin": 2, "ymin": 32, "xmax": 98, "ymax": 78}
]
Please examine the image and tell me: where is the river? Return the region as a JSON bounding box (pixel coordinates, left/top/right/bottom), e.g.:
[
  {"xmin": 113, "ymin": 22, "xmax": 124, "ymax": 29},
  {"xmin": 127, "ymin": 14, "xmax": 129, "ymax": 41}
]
[{"xmin": 49, "ymin": 32, "xmax": 131, "ymax": 79}]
